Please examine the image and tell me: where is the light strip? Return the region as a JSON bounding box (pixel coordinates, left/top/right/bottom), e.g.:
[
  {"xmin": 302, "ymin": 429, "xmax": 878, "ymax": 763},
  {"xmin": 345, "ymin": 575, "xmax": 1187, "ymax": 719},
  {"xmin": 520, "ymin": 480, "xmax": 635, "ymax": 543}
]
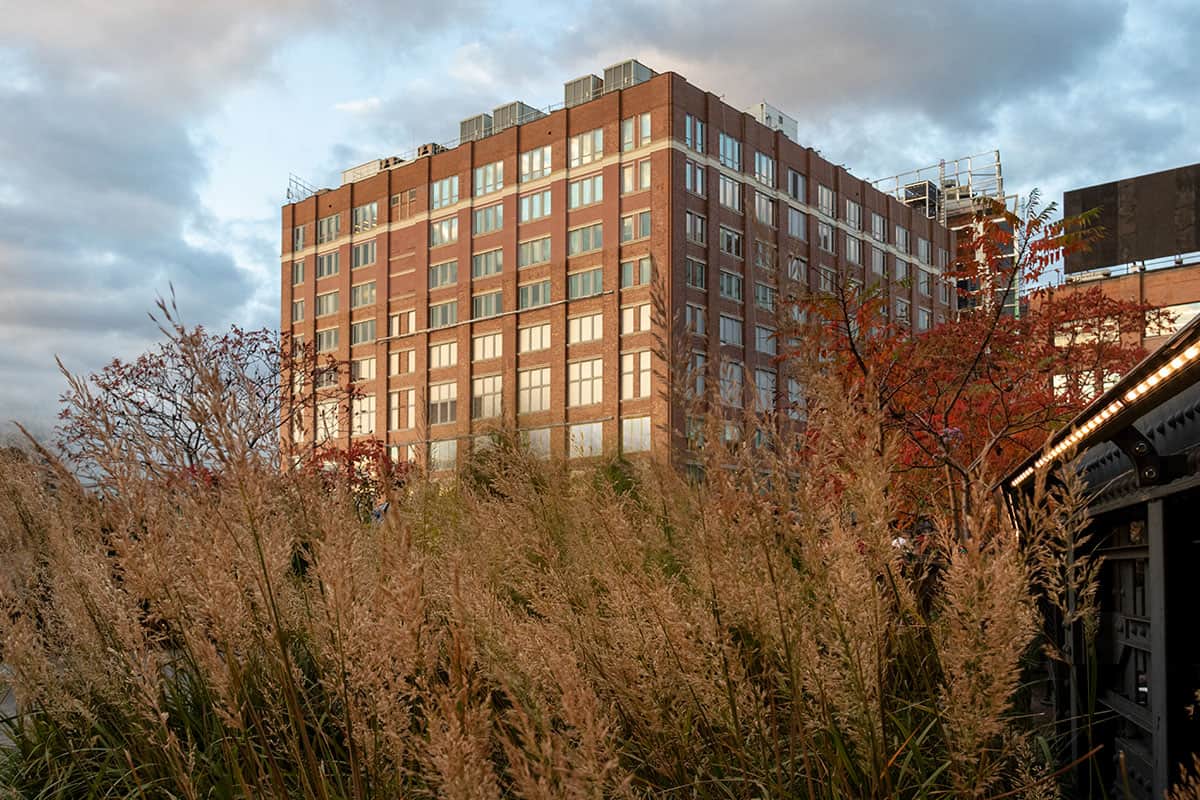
[{"xmin": 1010, "ymin": 343, "xmax": 1200, "ymax": 488}]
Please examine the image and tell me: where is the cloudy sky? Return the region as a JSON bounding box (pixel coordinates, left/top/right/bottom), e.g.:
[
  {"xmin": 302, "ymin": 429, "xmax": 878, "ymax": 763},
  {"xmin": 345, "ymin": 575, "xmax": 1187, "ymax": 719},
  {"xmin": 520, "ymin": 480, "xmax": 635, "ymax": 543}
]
[{"xmin": 1, "ymin": 0, "xmax": 1197, "ymax": 439}]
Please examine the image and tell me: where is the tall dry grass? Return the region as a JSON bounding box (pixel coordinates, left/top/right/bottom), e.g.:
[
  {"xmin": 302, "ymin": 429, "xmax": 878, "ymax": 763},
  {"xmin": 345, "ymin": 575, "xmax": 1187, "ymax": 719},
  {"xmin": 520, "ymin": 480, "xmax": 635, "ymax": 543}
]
[{"xmin": 0, "ymin": 320, "xmax": 1104, "ymax": 799}]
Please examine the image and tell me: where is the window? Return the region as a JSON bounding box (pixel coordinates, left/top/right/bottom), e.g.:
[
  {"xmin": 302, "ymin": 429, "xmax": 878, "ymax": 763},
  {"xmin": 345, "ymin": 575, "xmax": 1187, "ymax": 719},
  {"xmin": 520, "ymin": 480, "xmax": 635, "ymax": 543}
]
[
  {"xmin": 316, "ymin": 328, "xmax": 339, "ymax": 353},
  {"xmin": 755, "ymin": 283, "xmax": 776, "ymax": 312},
  {"xmin": 755, "ymin": 193, "xmax": 775, "ymax": 226},
  {"xmin": 787, "ymin": 207, "xmax": 807, "ymax": 240},
  {"xmin": 472, "ymin": 375, "xmax": 502, "ymax": 419},
  {"xmin": 686, "ymin": 211, "xmax": 707, "ymax": 245},
  {"xmin": 351, "ymin": 281, "xmax": 376, "ymax": 309},
  {"xmin": 518, "ymin": 367, "xmax": 551, "ymax": 413},
  {"xmin": 568, "ymin": 422, "xmax": 603, "ymax": 458},
  {"xmin": 620, "ymin": 351, "xmax": 652, "ymax": 400},
  {"xmin": 388, "ymin": 349, "xmax": 415, "ymax": 376},
  {"xmin": 518, "ymin": 280, "xmax": 551, "ymax": 309},
  {"xmin": 621, "ymin": 416, "xmax": 651, "ymax": 453},
  {"xmin": 718, "ymin": 132, "xmax": 742, "ymax": 170},
  {"xmin": 787, "ymin": 379, "xmax": 806, "ymax": 421},
  {"xmin": 316, "ymin": 400, "xmax": 338, "ymax": 441},
  {"xmin": 520, "ymin": 145, "xmax": 552, "ymax": 182},
  {"xmin": 522, "ymin": 428, "xmax": 551, "ymax": 457},
  {"xmin": 621, "ymin": 303, "xmax": 652, "ymax": 335},
  {"xmin": 818, "ymin": 222, "xmax": 835, "ymax": 253},
  {"xmin": 895, "ymin": 225, "xmax": 910, "ymax": 254},
  {"xmin": 472, "ymin": 249, "xmax": 503, "ymax": 279},
  {"xmin": 817, "ymin": 185, "xmax": 835, "ymax": 217},
  {"xmin": 719, "ymin": 226, "xmax": 743, "ymax": 258},
  {"xmin": 871, "ymin": 212, "xmax": 886, "ymax": 242},
  {"xmin": 428, "ymin": 382, "xmax": 457, "ymax": 425},
  {"xmin": 429, "ymin": 300, "xmax": 457, "ymax": 329},
  {"xmin": 895, "ymin": 297, "xmax": 910, "ymax": 323},
  {"xmin": 291, "ymin": 260, "xmax": 304, "ymax": 284},
  {"xmin": 691, "ymin": 351, "xmax": 707, "ymax": 397},
  {"xmin": 715, "ymin": 173, "xmax": 743, "ymax": 211},
  {"xmin": 314, "ymin": 366, "xmax": 338, "ymax": 388},
  {"xmin": 685, "ymin": 257, "xmax": 706, "ymax": 289},
  {"xmin": 938, "ymin": 279, "xmax": 951, "ymax": 305},
  {"xmin": 352, "ymin": 201, "xmax": 378, "ymax": 232},
  {"xmin": 388, "ymin": 388, "xmax": 415, "ymax": 430},
  {"xmin": 568, "ymin": 223, "xmax": 603, "ymax": 255},
  {"xmin": 474, "ymin": 203, "xmax": 503, "ymax": 235},
  {"xmin": 519, "ymin": 190, "xmax": 551, "ymax": 222},
  {"xmin": 871, "ymin": 247, "xmax": 885, "ymax": 276},
  {"xmin": 519, "ymin": 236, "xmax": 551, "ymax": 267},
  {"xmin": 621, "ymin": 112, "xmax": 651, "ymax": 151},
  {"xmin": 429, "ymin": 260, "xmax": 457, "ymax": 289},
  {"xmin": 568, "ymin": 358, "xmax": 603, "ymax": 405},
  {"xmin": 293, "ymin": 225, "xmax": 306, "ymax": 251},
  {"xmin": 845, "ymin": 235, "xmax": 861, "ymax": 265},
  {"xmin": 754, "ymin": 152, "xmax": 776, "ymax": 186},
  {"xmin": 291, "ymin": 299, "xmax": 304, "ymax": 322},
  {"xmin": 519, "ymin": 323, "xmax": 550, "ymax": 353},
  {"xmin": 392, "ymin": 188, "xmax": 419, "ymax": 219},
  {"xmin": 351, "ymin": 319, "xmax": 376, "ymax": 346},
  {"xmin": 429, "ymin": 340, "xmax": 457, "ymax": 369},
  {"xmin": 755, "ymin": 369, "xmax": 776, "ymax": 412},
  {"xmin": 568, "ymin": 174, "xmax": 603, "ymax": 209},
  {"xmin": 430, "ymin": 217, "xmax": 458, "ymax": 247},
  {"xmin": 351, "ymin": 241, "xmax": 375, "ymax": 269},
  {"xmin": 686, "ymin": 303, "xmax": 707, "ymax": 336},
  {"xmin": 474, "ymin": 161, "xmax": 503, "ymax": 197},
  {"xmin": 430, "ymin": 440, "xmax": 457, "ymax": 471},
  {"xmin": 620, "ymin": 257, "xmax": 652, "ymax": 288},
  {"xmin": 719, "ymin": 270, "xmax": 744, "ymax": 302},
  {"xmin": 431, "ymin": 176, "xmax": 459, "ymax": 210},
  {"xmin": 473, "ymin": 291, "xmax": 503, "ymax": 319},
  {"xmin": 918, "ymin": 269, "xmax": 933, "ymax": 296},
  {"xmin": 845, "ymin": 199, "xmax": 862, "ymax": 230},
  {"xmin": 621, "ymin": 159, "xmax": 651, "ymax": 193},
  {"xmin": 754, "ymin": 240, "xmax": 776, "ymax": 271},
  {"xmin": 894, "ymin": 259, "xmax": 909, "ymax": 282},
  {"xmin": 818, "ymin": 266, "xmax": 835, "ymax": 293},
  {"xmin": 389, "ymin": 310, "xmax": 417, "ymax": 337},
  {"xmin": 917, "ymin": 237, "xmax": 931, "ymax": 265},
  {"xmin": 684, "ymin": 159, "xmax": 705, "ymax": 195},
  {"xmin": 786, "ymin": 256, "xmax": 806, "ymax": 283},
  {"xmin": 719, "ymin": 315, "xmax": 743, "ymax": 347},
  {"xmin": 351, "ymin": 394, "xmax": 376, "ymax": 435},
  {"xmin": 317, "ymin": 252, "xmax": 339, "ymax": 279},
  {"xmin": 317, "ymin": 214, "xmax": 341, "ymax": 244},
  {"xmin": 473, "ymin": 331, "xmax": 502, "ymax": 361},
  {"xmin": 917, "ymin": 307, "xmax": 932, "ymax": 331},
  {"xmin": 569, "ymin": 268, "xmax": 604, "ymax": 299},
  {"xmin": 719, "ymin": 362, "xmax": 743, "ymax": 407},
  {"xmin": 621, "ymin": 211, "xmax": 650, "ymax": 242},
  {"xmin": 939, "ymin": 247, "xmax": 949, "ymax": 270},
  {"xmin": 568, "ymin": 312, "xmax": 603, "ymax": 344},
  {"xmin": 684, "ymin": 114, "xmax": 706, "ymax": 152},
  {"xmin": 569, "ymin": 128, "xmax": 603, "ymax": 167},
  {"xmin": 755, "ymin": 325, "xmax": 776, "ymax": 354},
  {"xmin": 316, "ymin": 291, "xmax": 339, "ymax": 318},
  {"xmin": 787, "ymin": 169, "xmax": 806, "ymax": 203}
]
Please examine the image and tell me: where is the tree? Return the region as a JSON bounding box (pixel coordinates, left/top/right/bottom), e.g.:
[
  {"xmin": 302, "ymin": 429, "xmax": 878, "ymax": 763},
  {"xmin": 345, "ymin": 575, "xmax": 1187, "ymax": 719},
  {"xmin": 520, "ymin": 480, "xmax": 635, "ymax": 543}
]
[{"xmin": 781, "ymin": 192, "xmax": 1169, "ymax": 527}]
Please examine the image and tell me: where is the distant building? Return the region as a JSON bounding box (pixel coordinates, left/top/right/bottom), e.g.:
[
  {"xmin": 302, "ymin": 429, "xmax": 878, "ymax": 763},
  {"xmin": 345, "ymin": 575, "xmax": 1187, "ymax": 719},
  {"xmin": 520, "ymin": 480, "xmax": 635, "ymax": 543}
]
[{"xmin": 281, "ymin": 61, "xmax": 954, "ymax": 472}]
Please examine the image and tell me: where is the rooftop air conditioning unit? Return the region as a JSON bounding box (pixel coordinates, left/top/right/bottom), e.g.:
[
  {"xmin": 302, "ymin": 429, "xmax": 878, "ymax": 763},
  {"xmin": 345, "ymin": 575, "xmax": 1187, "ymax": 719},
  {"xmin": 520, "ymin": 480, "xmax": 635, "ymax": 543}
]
[
  {"xmin": 416, "ymin": 142, "xmax": 447, "ymax": 158},
  {"xmin": 492, "ymin": 101, "xmax": 544, "ymax": 133},
  {"xmin": 379, "ymin": 155, "xmax": 405, "ymax": 170},
  {"xmin": 459, "ymin": 113, "xmax": 493, "ymax": 143},
  {"xmin": 602, "ymin": 59, "xmax": 654, "ymax": 94},
  {"xmin": 564, "ymin": 74, "xmax": 603, "ymax": 108}
]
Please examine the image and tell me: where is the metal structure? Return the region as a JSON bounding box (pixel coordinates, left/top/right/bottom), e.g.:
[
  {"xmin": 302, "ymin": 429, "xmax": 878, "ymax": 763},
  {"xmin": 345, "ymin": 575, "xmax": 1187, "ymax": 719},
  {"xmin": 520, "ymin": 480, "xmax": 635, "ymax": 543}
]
[
  {"xmin": 1004, "ymin": 315, "xmax": 1200, "ymax": 799},
  {"xmin": 286, "ymin": 173, "xmax": 317, "ymax": 204},
  {"xmin": 873, "ymin": 150, "xmax": 1009, "ymax": 227}
]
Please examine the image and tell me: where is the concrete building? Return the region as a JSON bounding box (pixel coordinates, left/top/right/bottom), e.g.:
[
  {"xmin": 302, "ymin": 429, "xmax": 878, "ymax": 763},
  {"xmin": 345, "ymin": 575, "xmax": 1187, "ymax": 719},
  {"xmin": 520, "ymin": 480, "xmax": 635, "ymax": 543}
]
[{"xmin": 280, "ymin": 62, "xmax": 954, "ymax": 472}]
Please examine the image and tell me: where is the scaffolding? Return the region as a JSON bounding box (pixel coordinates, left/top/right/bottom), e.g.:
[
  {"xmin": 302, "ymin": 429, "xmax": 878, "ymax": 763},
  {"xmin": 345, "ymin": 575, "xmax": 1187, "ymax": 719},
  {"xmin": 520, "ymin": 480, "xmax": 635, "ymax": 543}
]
[
  {"xmin": 286, "ymin": 173, "xmax": 318, "ymax": 204},
  {"xmin": 873, "ymin": 150, "xmax": 1008, "ymax": 227}
]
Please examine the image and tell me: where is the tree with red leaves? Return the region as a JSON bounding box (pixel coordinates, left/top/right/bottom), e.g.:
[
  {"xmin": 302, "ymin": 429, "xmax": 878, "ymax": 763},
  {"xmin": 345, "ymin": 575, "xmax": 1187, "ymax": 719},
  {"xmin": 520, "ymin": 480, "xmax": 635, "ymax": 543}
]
[{"xmin": 783, "ymin": 191, "xmax": 1169, "ymax": 528}]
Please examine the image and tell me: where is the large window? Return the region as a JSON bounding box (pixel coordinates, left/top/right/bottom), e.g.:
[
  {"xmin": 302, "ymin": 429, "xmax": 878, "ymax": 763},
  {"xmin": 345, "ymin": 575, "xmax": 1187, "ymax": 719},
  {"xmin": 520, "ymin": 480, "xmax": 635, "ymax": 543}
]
[
  {"xmin": 845, "ymin": 199, "xmax": 862, "ymax": 230},
  {"xmin": 684, "ymin": 114, "xmax": 706, "ymax": 153},
  {"xmin": 317, "ymin": 214, "xmax": 341, "ymax": 244},
  {"xmin": 519, "ymin": 236, "xmax": 551, "ymax": 267},
  {"xmin": 817, "ymin": 185, "xmax": 835, "ymax": 217},
  {"xmin": 568, "ymin": 268, "xmax": 603, "ymax": 299},
  {"xmin": 685, "ymin": 257, "xmax": 706, "ymax": 289},
  {"xmin": 719, "ymin": 315, "xmax": 743, "ymax": 347},
  {"xmin": 754, "ymin": 152, "xmax": 776, "ymax": 186},
  {"xmin": 754, "ymin": 282, "xmax": 776, "ymax": 311},
  {"xmin": 431, "ymin": 176, "xmax": 459, "ymax": 210},
  {"xmin": 351, "ymin": 241, "xmax": 375, "ymax": 269},
  {"xmin": 520, "ymin": 145, "xmax": 552, "ymax": 182},
  {"xmin": 472, "ymin": 249, "xmax": 503, "ymax": 278},
  {"xmin": 568, "ymin": 422, "xmax": 603, "ymax": 458},
  {"xmin": 428, "ymin": 382, "xmax": 457, "ymax": 425},
  {"xmin": 871, "ymin": 212, "xmax": 886, "ymax": 242},
  {"xmin": 719, "ymin": 227, "xmax": 744, "ymax": 259},
  {"xmin": 474, "ymin": 161, "xmax": 503, "ymax": 197},
  {"xmin": 568, "ymin": 312, "xmax": 603, "ymax": 344},
  {"xmin": 352, "ymin": 201, "xmax": 378, "ymax": 232},
  {"xmin": 620, "ymin": 211, "xmax": 651, "ymax": 243},
  {"xmin": 471, "ymin": 375, "xmax": 502, "ymax": 419},
  {"xmin": 621, "ymin": 112, "xmax": 651, "ymax": 151},
  {"xmin": 895, "ymin": 225, "xmax": 910, "ymax": 254},
  {"xmin": 315, "ymin": 291, "xmax": 339, "ymax": 318},
  {"xmin": 719, "ymin": 362, "xmax": 743, "ymax": 407},
  {"xmin": 719, "ymin": 270, "xmax": 744, "ymax": 302},
  {"xmin": 429, "ymin": 440, "xmax": 457, "ymax": 471},
  {"xmin": 519, "ymin": 190, "xmax": 551, "ymax": 222},
  {"xmin": 787, "ymin": 207, "xmax": 807, "ymax": 240},
  {"xmin": 473, "ymin": 203, "xmax": 503, "ymax": 235},
  {"xmin": 818, "ymin": 222, "xmax": 835, "ymax": 253},
  {"xmin": 684, "ymin": 159, "xmax": 706, "ymax": 196},
  {"xmin": 718, "ymin": 132, "xmax": 742, "ymax": 170},
  {"xmin": 317, "ymin": 252, "xmax": 339, "ymax": 278},
  {"xmin": 518, "ymin": 280, "xmax": 551, "ymax": 309},
  {"xmin": 350, "ymin": 319, "xmax": 376, "ymax": 346},
  {"xmin": 621, "ymin": 351, "xmax": 651, "ymax": 399},
  {"xmin": 845, "ymin": 235, "xmax": 861, "ymax": 265},
  {"xmin": 429, "ymin": 340, "xmax": 457, "ymax": 369},
  {"xmin": 569, "ymin": 128, "xmax": 603, "ymax": 167},
  {"xmin": 568, "ymin": 174, "xmax": 603, "ymax": 209},
  {"xmin": 350, "ymin": 281, "xmax": 376, "ymax": 309},
  {"xmin": 519, "ymin": 323, "xmax": 550, "ymax": 353},
  {"xmin": 473, "ymin": 331, "xmax": 502, "ymax": 361},
  {"xmin": 292, "ymin": 260, "xmax": 304, "ymax": 284},
  {"xmin": 429, "ymin": 259, "xmax": 457, "ymax": 289},
  {"xmin": 621, "ymin": 303, "xmax": 652, "ymax": 335},
  {"xmin": 429, "ymin": 300, "xmax": 457, "ymax": 329},
  {"xmin": 316, "ymin": 328, "xmax": 338, "ymax": 353},
  {"xmin": 755, "ymin": 369, "xmax": 776, "ymax": 412},
  {"xmin": 568, "ymin": 223, "xmax": 603, "ymax": 256},
  {"xmin": 388, "ymin": 388, "xmax": 415, "ymax": 431},
  {"xmin": 686, "ymin": 211, "xmax": 706, "ymax": 245},
  {"xmin": 755, "ymin": 325, "xmax": 777, "ymax": 355},
  {"xmin": 351, "ymin": 394, "xmax": 376, "ymax": 435},
  {"xmin": 787, "ymin": 169, "xmax": 806, "ymax": 203},
  {"xmin": 568, "ymin": 358, "xmax": 603, "ymax": 406},
  {"xmin": 473, "ymin": 291, "xmax": 503, "ymax": 319},
  {"xmin": 686, "ymin": 303, "xmax": 706, "ymax": 336},
  {"xmin": 291, "ymin": 299, "xmax": 304, "ymax": 322},
  {"xmin": 430, "ymin": 217, "xmax": 458, "ymax": 247},
  {"xmin": 621, "ymin": 159, "xmax": 651, "ymax": 194},
  {"xmin": 621, "ymin": 257, "xmax": 651, "ymax": 288},
  {"xmin": 518, "ymin": 367, "xmax": 550, "ymax": 412},
  {"xmin": 719, "ymin": 174, "xmax": 742, "ymax": 211},
  {"xmin": 621, "ymin": 416, "xmax": 651, "ymax": 453}
]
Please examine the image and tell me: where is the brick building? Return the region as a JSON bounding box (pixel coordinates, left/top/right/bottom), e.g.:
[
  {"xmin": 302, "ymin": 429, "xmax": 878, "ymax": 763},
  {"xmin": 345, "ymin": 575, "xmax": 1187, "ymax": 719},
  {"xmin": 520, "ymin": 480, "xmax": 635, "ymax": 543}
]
[{"xmin": 280, "ymin": 61, "xmax": 955, "ymax": 471}]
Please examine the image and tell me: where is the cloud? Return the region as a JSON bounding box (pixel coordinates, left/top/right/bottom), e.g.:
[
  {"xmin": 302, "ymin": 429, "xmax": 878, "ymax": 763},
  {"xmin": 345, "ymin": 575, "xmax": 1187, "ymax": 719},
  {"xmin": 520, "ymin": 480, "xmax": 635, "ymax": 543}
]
[{"xmin": 334, "ymin": 97, "xmax": 382, "ymax": 114}]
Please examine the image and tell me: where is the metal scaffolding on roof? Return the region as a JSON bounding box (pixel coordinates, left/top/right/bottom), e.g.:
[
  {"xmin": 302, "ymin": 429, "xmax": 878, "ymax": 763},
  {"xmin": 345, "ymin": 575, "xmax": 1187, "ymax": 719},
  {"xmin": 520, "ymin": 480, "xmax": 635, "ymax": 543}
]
[{"xmin": 873, "ymin": 150, "xmax": 1008, "ymax": 227}]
